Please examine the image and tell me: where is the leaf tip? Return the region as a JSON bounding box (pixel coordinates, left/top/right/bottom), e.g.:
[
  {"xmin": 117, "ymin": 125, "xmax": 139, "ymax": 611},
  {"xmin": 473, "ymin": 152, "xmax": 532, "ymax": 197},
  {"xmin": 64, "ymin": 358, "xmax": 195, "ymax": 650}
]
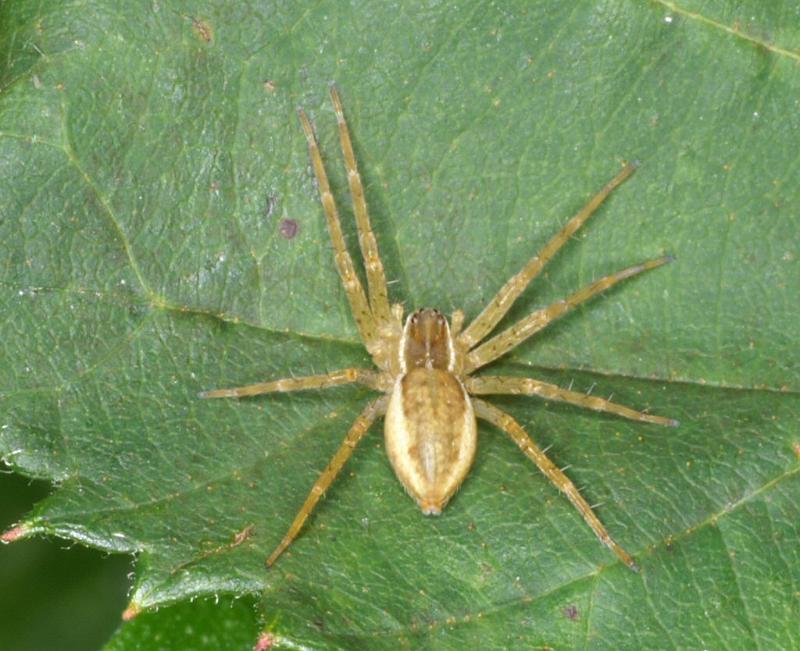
[
  {"xmin": 121, "ymin": 602, "xmax": 143, "ymax": 621},
  {"xmin": 1, "ymin": 524, "xmax": 28, "ymax": 543},
  {"xmin": 254, "ymin": 631, "xmax": 277, "ymax": 651}
]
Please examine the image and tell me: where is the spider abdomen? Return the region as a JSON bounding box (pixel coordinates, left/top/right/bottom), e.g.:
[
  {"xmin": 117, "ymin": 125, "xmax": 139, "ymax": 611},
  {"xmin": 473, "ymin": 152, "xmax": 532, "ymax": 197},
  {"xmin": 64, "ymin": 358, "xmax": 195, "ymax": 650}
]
[{"xmin": 384, "ymin": 367, "xmax": 477, "ymax": 514}]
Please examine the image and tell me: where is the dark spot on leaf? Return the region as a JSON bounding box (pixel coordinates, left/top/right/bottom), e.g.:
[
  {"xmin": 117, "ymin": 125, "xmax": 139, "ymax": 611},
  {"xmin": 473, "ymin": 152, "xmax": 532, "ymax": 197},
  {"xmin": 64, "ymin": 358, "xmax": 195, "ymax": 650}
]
[
  {"xmin": 563, "ymin": 604, "xmax": 579, "ymax": 621},
  {"xmin": 192, "ymin": 17, "xmax": 213, "ymax": 43},
  {"xmin": 279, "ymin": 218, "xmax": 299, "ymax": 239}
]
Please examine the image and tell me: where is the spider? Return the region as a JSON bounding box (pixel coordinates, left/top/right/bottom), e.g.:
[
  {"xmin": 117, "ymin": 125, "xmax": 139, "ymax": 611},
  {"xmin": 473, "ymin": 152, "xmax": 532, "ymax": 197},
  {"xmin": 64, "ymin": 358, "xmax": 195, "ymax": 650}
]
[{"xmin": 201, "ymin": 85, "xmax": 677, "ymax": 572}]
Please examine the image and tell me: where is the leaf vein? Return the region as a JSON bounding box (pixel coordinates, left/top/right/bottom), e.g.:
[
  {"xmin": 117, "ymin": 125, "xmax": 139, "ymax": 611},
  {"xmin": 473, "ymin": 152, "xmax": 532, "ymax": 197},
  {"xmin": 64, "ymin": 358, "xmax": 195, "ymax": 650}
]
[{"xmin": 651, "ymin": 0, "xmax": 800, "ymax": 63}]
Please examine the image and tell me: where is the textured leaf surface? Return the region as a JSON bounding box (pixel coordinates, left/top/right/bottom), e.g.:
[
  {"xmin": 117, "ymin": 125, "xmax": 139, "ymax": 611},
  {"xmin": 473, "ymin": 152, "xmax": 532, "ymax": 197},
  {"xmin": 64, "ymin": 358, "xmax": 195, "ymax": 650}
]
[
  {"xmin": 1, "ymin": 1, "xmax": 798, "ymax": 649},
  {"xmin": 103, "ymin": 597, "xmax": 259, "ymax": 651}
]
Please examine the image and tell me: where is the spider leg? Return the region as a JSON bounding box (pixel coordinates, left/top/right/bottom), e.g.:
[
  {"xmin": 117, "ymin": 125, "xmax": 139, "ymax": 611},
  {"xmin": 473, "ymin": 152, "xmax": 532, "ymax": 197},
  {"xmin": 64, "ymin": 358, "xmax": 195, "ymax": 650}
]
[
  {"xmin": 465, "ymin": 256, "xmax": 672, "ymax": 373},
  {"xmin": 472, "ymin": 398, "xmax": 639, "ymax": 571},
  {"xmin": 458, "ymin": 163, "xmax": 638, "ymax": 350},
  {"xmin": 199, "ymin": 368, "xmax": 387, "ymax": 399},
  {"xmin": 330, "ymin": 85, "xmax": 393, "ymax": 329},
  {"xmin": 298, "ymin": 107, "xmax": 378, "ymax": 349},
  {"xmin": 266, "ymin": 395, "xmax": 387, "ymax": 567},
  {"xmin": 450, "ymin": 309, "xmax": 465, "ymax": 337},
  {"xmin": 465, "ymin": 376, "xmax": 677, "ymax": 426}
]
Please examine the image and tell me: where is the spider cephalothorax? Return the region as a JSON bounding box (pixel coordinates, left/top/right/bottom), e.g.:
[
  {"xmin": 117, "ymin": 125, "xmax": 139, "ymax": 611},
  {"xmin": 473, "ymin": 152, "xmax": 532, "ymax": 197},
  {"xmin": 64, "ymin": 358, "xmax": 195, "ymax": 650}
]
[
  {"xmin": 201, "ymin": 86, "xmax": 676, "ymax": 572},
  {"xmin": 401, "ymin": 309, "xmax": 454, "ymax": 371}
]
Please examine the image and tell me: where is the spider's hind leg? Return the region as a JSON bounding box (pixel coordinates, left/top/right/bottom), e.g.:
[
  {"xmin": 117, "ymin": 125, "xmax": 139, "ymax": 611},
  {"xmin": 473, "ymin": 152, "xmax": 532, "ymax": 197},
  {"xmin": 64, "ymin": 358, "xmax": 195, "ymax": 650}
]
[
  {"xmin": 473, "ymin": 398, "xmax": 640, "ymax": 571},
  {"xmin": 266, "ymin": 395, "xmax": 387, "ymax": 566}
]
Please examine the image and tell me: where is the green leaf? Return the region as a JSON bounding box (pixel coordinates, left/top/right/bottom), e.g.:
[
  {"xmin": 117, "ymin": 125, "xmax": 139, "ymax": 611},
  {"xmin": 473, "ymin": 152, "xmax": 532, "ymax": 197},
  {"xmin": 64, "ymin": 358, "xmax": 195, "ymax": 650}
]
[
  {"xmin": 2, "ymin": 1, "xmax": 798, "ymax": 649},
  {"xmin": 103, "ymin": 597, "xmax": 259, "ymax": 651}
]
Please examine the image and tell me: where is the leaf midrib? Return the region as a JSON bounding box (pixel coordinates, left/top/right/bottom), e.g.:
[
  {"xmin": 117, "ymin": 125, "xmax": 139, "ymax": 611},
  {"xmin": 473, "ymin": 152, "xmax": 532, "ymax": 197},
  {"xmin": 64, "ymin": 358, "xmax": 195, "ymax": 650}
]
[{"xmin": 2, "ymin": 281, "xmax": 795, "ymax": 397}]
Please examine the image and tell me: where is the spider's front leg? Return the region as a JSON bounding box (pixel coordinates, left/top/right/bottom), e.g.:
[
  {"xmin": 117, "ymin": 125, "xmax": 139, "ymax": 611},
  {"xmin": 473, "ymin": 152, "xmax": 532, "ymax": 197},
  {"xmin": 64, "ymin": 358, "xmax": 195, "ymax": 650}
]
[
  {"xmin": 464, "ymin": 256, "xmax": 672, "ymax": 373},
  {"xmin": 298, "ymin": 107, "xmax": 379, "ymax": 351},
  {"xmin": 473, "ymin": 398, "xmax": 640, "ymax": 571},
  {"xmin": 458, "ymin": 163, "xmax": 638, "ymax": 350},
  {"xmin": 330, "ymin": 85, "xmax": 393, "ymax": 327},
  {"xmin": 298, "ymin": 87, "xmax": 403, "ymax": 370}
]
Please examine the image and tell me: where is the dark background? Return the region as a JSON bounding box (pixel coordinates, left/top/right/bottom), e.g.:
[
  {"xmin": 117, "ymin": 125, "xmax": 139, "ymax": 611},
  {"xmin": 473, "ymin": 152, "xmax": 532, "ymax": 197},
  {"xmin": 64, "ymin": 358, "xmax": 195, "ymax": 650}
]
[{"xmin": 0, "ymin": 467, "xmax": 130, "ymax": 651}]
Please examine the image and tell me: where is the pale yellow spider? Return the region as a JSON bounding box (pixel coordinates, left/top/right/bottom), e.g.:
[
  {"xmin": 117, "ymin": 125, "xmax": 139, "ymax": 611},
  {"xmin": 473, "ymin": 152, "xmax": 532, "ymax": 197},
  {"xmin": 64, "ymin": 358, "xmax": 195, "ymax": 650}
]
[{"xmin": 201, "ymin": 85, "xmax": 677, "ymax": 572}]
